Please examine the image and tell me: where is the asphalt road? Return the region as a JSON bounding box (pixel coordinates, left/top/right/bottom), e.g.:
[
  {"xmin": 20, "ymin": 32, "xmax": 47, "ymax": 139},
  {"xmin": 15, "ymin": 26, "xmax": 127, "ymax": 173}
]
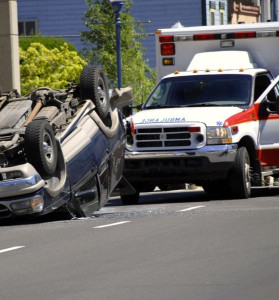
[{"xmin": 1, "ymin": 188, "xmax": 279, "ymax": 300}]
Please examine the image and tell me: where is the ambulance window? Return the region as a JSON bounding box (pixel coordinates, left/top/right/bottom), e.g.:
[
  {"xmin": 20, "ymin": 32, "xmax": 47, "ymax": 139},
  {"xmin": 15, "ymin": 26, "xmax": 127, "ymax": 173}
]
[
  {"xmin": 254, "ymin": 75, "xmax": 274, "ymax": 101},
  {"xmin": 167, "ymin": 75, "xmax": 251, "ymax": 107},
  {"xmin": 145, "ymin": 74, "xmax": 251, "ymax": 108},
  {"xmin": 145, "ymin": 80, "xmax": 171, "ymax": 107}
]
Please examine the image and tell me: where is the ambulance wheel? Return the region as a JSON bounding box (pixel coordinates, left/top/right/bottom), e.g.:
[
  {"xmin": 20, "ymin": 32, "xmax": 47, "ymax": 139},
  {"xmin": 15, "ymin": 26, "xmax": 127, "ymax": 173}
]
[
  {"xmin": 228, "ymin": 147, "xmax": 251, "ymax": 199},
  {"xmin": 251, "ymin": 159, "xmax": 262, "ymax": 186}
]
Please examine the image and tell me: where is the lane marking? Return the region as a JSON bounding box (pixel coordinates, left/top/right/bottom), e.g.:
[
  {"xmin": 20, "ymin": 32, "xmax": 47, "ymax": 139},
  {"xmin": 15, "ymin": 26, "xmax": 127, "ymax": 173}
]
[
  {"xmin": 94, "ymin": 221, "xmax": 131, "ymax": 229},
  {"xmin": 178, "ymin": 205, "xmax": 205, "ymax": 212},
  {"xmin": 0, "ymin": 246, "xmax": 25, "ymax": 254}
]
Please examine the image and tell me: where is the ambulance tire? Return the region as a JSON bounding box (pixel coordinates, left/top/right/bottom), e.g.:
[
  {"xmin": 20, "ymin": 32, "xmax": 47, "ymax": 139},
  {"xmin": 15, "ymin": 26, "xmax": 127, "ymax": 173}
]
[
  {"xmin": 251, "ymin": 159, "xmax": 262, "ymax": 186},
  {"xmin": 228, "ymin": 147, "xmax": 251, "ymax": 199}
]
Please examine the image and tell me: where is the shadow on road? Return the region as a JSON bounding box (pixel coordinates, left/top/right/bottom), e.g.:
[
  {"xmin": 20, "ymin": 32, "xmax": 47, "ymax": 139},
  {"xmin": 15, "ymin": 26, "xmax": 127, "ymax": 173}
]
[
  {"xmin": 2, "ymin": 187, "xmax": 279, "ymax": 226},
  {"xmin": 107, "ymin": 188, "xmax": 211, "ymax": 207},
  {"xmin": 107, "ymin": 186, "xmax": 279, "ymax": 207},
  {"xmin": 0, "ymin": 209, "xmax": 72, "ymax": 227}
]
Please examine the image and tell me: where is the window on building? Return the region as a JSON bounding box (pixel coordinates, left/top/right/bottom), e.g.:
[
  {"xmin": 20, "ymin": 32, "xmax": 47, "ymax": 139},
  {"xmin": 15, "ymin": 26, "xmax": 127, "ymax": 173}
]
[
  {"xmin": 18, "ymin": 20, "xmax": 37, "ymax": 36},
  {"xmin": 209, "ymin": 0, "xmax": 216, "ymax": 8}
]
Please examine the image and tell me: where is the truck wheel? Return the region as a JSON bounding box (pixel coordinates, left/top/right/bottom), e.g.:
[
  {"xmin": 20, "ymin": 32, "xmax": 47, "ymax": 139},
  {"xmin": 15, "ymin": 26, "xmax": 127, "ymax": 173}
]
[
  {"xmin": 80, "ymin": 65, "xmax": 110, "ymax": 120},
  {"xmin": 121, "ymin": 192, "xmax": 140, "ymax": 205},
  {"xmin": 228, "ymin": 147, "xmax": 251, "ymax": 199},
  {"xmin": 25, "ymin": 120, "xmax": 58, "ymax": 176}
]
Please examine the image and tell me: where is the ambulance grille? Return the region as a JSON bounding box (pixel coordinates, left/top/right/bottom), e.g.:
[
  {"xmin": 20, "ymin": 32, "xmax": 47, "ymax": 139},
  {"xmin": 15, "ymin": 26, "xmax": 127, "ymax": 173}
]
[{"xmin": 136, "ymin": 127, "xmax": 193, "ymax": 149}]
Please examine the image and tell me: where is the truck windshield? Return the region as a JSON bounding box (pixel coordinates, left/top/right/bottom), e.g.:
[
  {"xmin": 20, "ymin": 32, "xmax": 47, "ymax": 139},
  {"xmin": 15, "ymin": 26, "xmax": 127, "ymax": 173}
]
[{"xmin": 144, "ymin": 74, "xmax": 252, "ymax": 108}]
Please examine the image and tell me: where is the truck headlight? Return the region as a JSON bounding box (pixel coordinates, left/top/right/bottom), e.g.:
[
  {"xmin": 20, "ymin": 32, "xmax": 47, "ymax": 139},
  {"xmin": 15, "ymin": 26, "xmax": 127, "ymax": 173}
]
[
  {"xmin": 206, "ymin": 126, "xmax": 232, "ymax": 145},
  {"xmin": 10, "ymin": 196, "xmax": 44, "ymax": 214}
]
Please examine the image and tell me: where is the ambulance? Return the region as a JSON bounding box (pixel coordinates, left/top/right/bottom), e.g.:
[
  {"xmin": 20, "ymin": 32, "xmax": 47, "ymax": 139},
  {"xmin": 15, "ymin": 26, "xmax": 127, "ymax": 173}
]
[{"xmin": 122, "ymin": 22, "xmax": 279, "ymax": 204}]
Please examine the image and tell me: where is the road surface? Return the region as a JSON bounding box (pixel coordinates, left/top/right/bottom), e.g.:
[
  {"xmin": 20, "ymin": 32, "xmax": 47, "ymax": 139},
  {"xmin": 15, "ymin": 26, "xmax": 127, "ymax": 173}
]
[{"xmin": 1, "ymin": 188, "xmax": 279, "ymax": 300}]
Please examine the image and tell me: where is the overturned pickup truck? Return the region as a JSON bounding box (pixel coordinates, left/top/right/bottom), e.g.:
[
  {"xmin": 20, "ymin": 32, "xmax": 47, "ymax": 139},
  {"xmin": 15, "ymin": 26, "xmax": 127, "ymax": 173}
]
[{"xmin": 0, "ymin": 65, "xmax": 132, "ymax": 219}]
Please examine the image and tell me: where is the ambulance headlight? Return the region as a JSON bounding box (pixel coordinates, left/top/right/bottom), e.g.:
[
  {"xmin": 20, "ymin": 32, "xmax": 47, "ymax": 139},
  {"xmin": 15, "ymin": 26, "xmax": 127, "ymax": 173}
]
[{"xmin": 206, "ymin": 127, "xmax": 232, "ymax": 145}]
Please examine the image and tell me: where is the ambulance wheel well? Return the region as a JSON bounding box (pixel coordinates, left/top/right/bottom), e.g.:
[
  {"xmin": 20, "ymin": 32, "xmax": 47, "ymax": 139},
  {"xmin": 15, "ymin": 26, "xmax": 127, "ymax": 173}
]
[
  {"xmin": 238, "ymin": 136, "xmax": 256, "ymax": 161},
  {"xmin": 238, "ymin": 136, "xmax": 262, "ymax": 186}
]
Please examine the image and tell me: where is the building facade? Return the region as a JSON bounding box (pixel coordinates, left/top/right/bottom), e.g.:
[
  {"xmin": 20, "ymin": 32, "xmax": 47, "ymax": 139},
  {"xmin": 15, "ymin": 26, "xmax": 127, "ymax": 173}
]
[
  {"xmin": 17, "ymin": 0, "xmax": 86, "ymax": 51},
  {"xmin": 17, "ymin": 0, "xmax": 230, "ymax": 68},
  {"xmin": 17, "ymin": 0, "xmax": 277, "ymax": 69}
]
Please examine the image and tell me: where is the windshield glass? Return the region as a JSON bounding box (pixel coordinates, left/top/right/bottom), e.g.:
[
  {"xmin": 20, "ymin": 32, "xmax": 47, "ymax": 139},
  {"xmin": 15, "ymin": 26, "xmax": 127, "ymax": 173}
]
[{"xmin": 144, "ymin": 74, "xmax": 252, "ymax": 108}]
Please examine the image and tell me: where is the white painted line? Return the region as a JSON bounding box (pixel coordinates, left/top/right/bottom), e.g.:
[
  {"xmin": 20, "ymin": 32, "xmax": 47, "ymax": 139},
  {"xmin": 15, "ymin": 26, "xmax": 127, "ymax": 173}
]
[
  {"xmin": 94, "ymin": 221, "xmax": 131, "ymax": 229},
  {"xmin": 178, "ymin": 205, "xmax": 205, "ymax": 212},
  {"xmin": 0, "ymin": 246, "xmax": 25, "ymax": 254}
]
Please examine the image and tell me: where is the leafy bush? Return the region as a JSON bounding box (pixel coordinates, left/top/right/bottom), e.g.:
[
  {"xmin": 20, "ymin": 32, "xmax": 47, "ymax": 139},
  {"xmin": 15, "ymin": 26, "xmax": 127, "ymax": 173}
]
[
  {"xmin": 20, "ymin": 42, "xmax": 86, "ymax": 95},
  {"xmin": 19, "ymin": 36, "xmax": 77, "ymax": 52}
]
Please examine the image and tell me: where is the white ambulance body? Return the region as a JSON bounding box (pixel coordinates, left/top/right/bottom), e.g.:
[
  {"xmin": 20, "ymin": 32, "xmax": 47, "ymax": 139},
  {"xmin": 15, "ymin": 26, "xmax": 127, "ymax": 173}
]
[
  {"xmin": 155, "ymin": 22, "xmax": 279, "ymax": 80},
  {"xmin": 122, "ymin": 22, "xmax": 279, "ymax": 204}
]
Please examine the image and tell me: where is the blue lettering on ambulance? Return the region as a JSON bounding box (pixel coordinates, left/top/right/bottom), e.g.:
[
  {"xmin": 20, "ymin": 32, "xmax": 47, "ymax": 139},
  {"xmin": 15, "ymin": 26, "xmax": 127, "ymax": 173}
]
[{"xmin": 141, "ymin": 117, "xmax": 186, "ymax": 123}]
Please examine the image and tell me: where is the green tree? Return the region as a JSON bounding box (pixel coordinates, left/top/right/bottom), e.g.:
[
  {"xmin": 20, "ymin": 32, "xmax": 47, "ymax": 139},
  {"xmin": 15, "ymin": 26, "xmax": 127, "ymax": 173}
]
[
  {"xmin": 81, "ymin": 0, "xmax": 156, "ymax": 104},
  {"xmin": 20, "ymin": 42, "xmax": 86, "ymax": 95}
]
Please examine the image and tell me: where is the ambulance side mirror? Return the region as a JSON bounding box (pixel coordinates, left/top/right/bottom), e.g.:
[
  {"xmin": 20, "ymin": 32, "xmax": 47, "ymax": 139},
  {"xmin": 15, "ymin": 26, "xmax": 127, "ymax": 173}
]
[
  {"xmin": 265, "ymin": 91, "xmax": 279, "ymax": 114},
  {"xmin": 267, "ymin": 95, "xmax": 279, "ymax": 114},
  {"xmin": 276, "ymin": 95, "xmax": 279, "ymax": 114}
]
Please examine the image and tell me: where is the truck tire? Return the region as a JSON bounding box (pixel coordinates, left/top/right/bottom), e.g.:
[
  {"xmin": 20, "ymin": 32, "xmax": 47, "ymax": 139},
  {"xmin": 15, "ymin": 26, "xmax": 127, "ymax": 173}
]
[
  {"xmin": 121, "ymin": 192, "xmax": 140, "ymax": 205},
  {"xmin": 228, "ymin": 147, "xmax": 251, "ymax": 199},
  {"xmin": 25, "ymin": 120, "xmax": 58, "ymax": 176},
  {"xmin": 80, "ymin": 65, "xmax": 110, "ymax": 120}
]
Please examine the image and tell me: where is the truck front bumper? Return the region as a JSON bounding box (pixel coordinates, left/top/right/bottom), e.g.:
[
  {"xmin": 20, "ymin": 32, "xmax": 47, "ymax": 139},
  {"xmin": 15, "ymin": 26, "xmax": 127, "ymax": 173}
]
[
  {"xmin": 124, "ymin": 144, "xmax": 238, "ymax": 184},
  {"xmin": 0, "ymin": 163, "xmax": 45, "ymax": 199}
]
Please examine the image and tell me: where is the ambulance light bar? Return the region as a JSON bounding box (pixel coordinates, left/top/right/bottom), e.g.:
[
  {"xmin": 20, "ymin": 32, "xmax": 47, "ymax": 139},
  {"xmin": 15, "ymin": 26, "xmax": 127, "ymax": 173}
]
[
  {"xmin": 159, "ymin": 30, "xmax": 279, "ymax": 57},
  {"xmin": 159, "ymin": 30, "xmax": 278, "ymax": 43}
]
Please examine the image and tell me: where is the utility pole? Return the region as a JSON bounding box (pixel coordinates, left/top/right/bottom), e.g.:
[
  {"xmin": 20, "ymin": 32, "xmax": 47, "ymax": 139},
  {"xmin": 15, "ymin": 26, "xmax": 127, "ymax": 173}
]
[
  {"xmin": 0, "ymin": 0, "xmax": 20, "ymax": 93},
  {"xmin": 110, "ymin": 0, "xmax": 124, "ymax": 89}
]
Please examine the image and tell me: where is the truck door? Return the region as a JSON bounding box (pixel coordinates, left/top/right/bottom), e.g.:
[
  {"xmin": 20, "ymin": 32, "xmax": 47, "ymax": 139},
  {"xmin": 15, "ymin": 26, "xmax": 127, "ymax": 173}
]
[{"xmin": 255, "ymin": 75, "xmax": 279, "ymax": 166}]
